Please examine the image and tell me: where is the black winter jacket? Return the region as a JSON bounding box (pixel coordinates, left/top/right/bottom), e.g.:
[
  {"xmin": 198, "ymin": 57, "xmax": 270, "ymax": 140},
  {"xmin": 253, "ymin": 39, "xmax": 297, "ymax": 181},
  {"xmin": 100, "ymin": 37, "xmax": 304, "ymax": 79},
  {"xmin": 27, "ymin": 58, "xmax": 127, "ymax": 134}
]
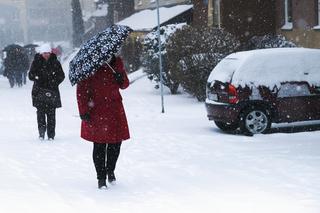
[
  {"xmin": 29, "ymin": 53, "xmax": 65, "ymax": 109},
  {"xmin": 3, "ymin": 50, "xmax": 29, "ymax": 77}
]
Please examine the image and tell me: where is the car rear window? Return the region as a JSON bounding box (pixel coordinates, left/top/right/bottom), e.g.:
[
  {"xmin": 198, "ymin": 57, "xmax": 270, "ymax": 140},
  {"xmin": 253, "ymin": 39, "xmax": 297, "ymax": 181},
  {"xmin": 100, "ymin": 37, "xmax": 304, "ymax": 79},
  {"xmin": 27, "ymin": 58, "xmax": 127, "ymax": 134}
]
[{"xmin": 208, "ymin": 58, "xmax": 241, "ymax": 84}]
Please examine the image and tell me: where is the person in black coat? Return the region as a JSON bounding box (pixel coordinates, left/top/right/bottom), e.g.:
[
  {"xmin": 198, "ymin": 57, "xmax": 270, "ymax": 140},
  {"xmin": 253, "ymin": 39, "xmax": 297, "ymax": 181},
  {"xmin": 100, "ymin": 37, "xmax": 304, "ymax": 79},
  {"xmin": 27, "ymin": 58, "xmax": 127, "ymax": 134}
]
[
  {"xmin": 28, "ymin": 44, "xmax": 65, "ymax": 141},
  {"xmin": 3, "ymin": 46, "xmax": 29, "ymax": 87}
]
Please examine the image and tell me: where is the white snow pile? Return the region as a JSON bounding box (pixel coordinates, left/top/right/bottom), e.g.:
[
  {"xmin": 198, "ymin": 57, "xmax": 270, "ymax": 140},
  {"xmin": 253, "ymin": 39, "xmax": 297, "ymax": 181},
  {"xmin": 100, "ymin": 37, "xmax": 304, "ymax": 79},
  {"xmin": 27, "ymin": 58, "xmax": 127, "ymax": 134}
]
[
  {"xmin": 117, "ymin": 4, "xmax": 193, "ymax": 31},
  {"xmin": 208, "ymin": 48, "xmax": 320, "ymax": 88}
]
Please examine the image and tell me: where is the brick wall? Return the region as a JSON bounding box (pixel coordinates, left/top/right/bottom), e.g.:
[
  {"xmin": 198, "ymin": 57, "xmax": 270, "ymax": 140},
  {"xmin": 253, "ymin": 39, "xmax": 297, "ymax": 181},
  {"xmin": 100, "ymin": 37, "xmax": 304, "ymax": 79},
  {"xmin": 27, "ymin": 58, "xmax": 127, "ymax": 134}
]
[
  {"xmin": 192, "ymin": 0, "xmax": 208, "ymax": 27},
  {"xmin": 218, "ymin": 0, "xmax": 276, "ymax": 42}
]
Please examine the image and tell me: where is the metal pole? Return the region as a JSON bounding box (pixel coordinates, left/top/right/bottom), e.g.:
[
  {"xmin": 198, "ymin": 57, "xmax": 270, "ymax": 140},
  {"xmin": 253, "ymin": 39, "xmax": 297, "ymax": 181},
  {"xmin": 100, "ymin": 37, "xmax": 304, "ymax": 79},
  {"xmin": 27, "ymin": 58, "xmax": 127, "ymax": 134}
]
[
  {"xmin": 156, "ymin": 0, "xmax": 165, "ymax": 113},
  {"xmin": 217, "ymin": 0, "xmax": 221, "ymax": 29}
]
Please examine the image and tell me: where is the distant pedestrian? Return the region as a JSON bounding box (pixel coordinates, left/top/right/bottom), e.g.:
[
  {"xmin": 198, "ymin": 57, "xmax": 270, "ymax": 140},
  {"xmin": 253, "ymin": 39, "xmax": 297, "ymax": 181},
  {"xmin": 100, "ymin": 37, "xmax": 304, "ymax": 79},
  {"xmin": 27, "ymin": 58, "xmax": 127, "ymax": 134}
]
[
  {"xmin": 28, "ymin": 44, "xmax": 65, "ymax": 141},
  {"xmin": 2, "ymin": 45, "xmax": 29, "ymax": 88},
  {"xmin": 51, "ymin": 45, "xmax": 62, "ymax": 61},
  {"xmin": 76, "ymin": 54, "xmax": 130, "ymax": 189}
]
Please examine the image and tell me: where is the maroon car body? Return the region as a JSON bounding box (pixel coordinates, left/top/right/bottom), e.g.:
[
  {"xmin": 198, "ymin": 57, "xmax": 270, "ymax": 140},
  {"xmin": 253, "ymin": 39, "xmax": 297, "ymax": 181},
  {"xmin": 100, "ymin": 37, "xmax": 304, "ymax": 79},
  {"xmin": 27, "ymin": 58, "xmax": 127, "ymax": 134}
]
[{"xmin": 205, "ymin": 48, "xmax": 320, "ymax": 135}]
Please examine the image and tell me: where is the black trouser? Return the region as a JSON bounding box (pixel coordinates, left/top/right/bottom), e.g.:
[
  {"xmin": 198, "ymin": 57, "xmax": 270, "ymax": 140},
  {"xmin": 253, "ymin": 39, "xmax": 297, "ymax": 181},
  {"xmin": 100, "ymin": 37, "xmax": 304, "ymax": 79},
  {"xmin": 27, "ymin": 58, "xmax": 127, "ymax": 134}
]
[
  {"xmin": 93, "ymin": 142, "xmax": 122, "ymax": 180},
  {"xmin": 37, "ymin": 107, "xmax": 56, "ymax": 138},
  {"xmin": 8, "ymin": 75, "xmax": 15, "ymax": 88},
  {"xmin": 14, "ymin": 71, "xmax": 22, "ymax": 87},
  {"xmin": 22, "ymin": 71, "xmax": 27, "ymax": 84}
]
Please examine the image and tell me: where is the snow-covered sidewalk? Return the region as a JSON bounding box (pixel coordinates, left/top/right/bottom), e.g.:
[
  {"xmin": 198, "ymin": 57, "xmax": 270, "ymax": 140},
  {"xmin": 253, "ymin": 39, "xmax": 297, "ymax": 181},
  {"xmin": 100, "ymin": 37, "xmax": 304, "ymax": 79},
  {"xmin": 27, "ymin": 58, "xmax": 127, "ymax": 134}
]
[{"xmin": 0, "ymin": 67, "xmax": 319, "ymax": 213}]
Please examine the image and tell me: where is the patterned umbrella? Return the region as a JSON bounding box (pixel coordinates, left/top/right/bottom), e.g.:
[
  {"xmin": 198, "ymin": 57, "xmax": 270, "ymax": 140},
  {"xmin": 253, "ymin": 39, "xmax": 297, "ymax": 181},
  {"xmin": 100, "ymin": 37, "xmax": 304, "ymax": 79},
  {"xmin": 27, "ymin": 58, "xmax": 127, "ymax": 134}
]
[{"xmin": 69, "ymin": 25, "xmax": 133, "ymax": 86}]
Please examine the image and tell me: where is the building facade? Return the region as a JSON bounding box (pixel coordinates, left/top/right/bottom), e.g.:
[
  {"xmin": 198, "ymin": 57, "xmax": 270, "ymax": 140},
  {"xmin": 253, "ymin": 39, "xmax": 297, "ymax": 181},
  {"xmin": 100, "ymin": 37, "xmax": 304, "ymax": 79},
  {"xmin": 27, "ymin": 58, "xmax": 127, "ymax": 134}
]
[
  {"xmin": 193, "ymin": 0, "xmax": 320, "ymax": 48},
  {"xmin": 194, "ymin": 0, "xmax": 276, "ymax": 42},
  {"xmin": 275, "ymin": 0, "xmax": 320, "ymax": 48},
  {"xmin": 219, "ymin": 0, "xmax": 276, "ymax": 42},
  {"xmin": 80, "ymin": 0, "xmax": 96, "ymax": 13},
  {"xmin": 26, "ymin": 0, "xmax": 72, "ymax": 42},
  {"xmin": 0, "ymin": 0, "xmax": 27, "ymax": 48},
  {"xmin": 82, "ymin": 0, "xmax": 135, "ymax": 39},
  {"xmin": 0, "ymin": 0, "xmax": 72, "ymax": 48},
  {"xmin": 134, "ymin": 0, "xmax": 192, "ymax": 11},
  {"xmin": 108, "ymin": 0, "xmax": 135, "ymax": 23},
  {"xmin": 192, "ymin": 0, "xmax": 208, "ymax": 27}
]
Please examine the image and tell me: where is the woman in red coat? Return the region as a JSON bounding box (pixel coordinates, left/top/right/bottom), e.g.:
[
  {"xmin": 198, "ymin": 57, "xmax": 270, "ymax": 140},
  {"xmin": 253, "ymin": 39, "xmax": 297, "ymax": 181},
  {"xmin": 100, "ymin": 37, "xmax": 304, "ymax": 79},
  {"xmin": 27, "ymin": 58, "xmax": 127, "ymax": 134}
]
[{"xmin": 76, "ymin": 55, "xmax": 130, "ymax": 189}]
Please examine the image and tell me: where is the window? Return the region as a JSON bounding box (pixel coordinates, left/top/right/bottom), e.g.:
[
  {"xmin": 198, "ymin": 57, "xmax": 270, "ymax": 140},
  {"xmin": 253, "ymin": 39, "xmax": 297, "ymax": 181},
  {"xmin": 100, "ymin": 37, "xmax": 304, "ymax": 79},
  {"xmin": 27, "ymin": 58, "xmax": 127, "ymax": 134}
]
[
  {"xmin": 278, "ymin": 83, "xmax": 310, "ymax": 98},
  {"xmin": 282, "ymin": 0, "xmax": 293, "ymax": 30},
  {"xmin": 314, "ymin": 0, "xmax": 320, "ymax": 28}
]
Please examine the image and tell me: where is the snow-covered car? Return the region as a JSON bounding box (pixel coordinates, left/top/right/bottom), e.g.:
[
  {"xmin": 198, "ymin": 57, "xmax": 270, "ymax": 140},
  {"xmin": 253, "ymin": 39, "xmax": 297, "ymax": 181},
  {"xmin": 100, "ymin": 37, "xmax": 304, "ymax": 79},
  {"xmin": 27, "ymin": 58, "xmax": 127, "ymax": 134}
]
[{"xmin": 205, "ymin": 48, "xmax": 320, "ymax": 135}]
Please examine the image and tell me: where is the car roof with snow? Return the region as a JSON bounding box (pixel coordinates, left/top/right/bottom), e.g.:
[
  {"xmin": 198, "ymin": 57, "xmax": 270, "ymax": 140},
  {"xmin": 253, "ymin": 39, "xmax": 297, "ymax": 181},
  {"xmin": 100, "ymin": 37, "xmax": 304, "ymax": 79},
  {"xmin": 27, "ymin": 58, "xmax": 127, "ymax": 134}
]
[{"xmin": 208, "ymin": 48, "xmax": 320, "ymax": 88}]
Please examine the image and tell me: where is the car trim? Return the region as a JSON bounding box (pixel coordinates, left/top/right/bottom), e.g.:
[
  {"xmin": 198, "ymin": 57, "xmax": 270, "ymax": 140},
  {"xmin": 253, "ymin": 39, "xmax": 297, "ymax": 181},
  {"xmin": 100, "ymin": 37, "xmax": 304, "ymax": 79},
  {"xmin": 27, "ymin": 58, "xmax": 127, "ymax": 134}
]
[{"xmin": 205, "ymin": 99, "xmax": 231, "ymax": 106}]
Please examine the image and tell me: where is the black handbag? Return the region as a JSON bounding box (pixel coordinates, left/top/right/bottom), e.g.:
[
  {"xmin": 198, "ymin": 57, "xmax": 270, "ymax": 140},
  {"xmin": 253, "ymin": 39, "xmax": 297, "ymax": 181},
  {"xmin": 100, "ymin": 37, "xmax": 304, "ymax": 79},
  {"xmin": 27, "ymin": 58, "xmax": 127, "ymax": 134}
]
[{"xmin": 34, "ymin": 86, "xmax": 59, "ymax": 105}]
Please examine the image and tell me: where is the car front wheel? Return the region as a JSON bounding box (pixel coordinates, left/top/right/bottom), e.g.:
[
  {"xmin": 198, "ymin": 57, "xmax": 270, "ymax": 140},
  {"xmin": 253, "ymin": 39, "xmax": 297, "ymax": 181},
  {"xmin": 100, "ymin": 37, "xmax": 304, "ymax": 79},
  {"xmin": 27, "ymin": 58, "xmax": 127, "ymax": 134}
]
[{"xmin": 240, "ymin": 107, "xmax": 271, "ymax": 135}]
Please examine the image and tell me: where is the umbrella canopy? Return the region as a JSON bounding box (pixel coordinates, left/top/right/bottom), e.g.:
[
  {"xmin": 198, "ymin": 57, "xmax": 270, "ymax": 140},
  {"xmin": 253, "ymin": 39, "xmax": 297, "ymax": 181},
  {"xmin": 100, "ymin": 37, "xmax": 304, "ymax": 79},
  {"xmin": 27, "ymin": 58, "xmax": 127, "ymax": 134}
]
[
  {"xmin": 69, "ymin": 24, "xmax": 133, "ymax": 86},
  {"xmin": 2, "ymin": 44, "xmax": 29, "ymax": 72},
  {"xmin": 2, "ymin": 44, "xmax": 28, "ymax": 61},
  {"xmin": 2, "ymin": 44, "xmax": 24, "ymax": 53},
  {"xmin": 24, "ymin": 44, "xmax": 39, "ymax": 49}
]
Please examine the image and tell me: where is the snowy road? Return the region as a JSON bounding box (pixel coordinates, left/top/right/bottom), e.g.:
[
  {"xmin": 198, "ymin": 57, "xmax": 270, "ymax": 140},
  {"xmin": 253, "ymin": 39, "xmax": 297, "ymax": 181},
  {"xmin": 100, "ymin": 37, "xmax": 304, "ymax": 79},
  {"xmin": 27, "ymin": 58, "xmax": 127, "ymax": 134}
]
[{"xmin": 0, "ymin": 67, "xmax": 320, "ymax": 213}]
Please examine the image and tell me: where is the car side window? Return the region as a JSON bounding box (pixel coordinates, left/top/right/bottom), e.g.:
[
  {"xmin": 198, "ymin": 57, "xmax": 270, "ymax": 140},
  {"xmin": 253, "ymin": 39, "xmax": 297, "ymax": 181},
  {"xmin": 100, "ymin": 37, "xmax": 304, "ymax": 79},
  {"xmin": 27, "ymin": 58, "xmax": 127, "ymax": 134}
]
[
  {"xmin": 312, "ymin": 86, "xmax": 320, "ymax": 94},
  {"xmin": 278, "ymin": 83, "xmax": 310, "ymax": 97}
]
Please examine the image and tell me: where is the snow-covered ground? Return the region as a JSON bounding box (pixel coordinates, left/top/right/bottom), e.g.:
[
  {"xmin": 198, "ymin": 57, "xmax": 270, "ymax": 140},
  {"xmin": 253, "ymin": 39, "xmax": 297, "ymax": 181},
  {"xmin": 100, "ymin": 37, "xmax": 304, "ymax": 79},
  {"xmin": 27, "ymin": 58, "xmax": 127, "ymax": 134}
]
[{"xmin": 0, "ymin": 62, "xmax": 320, "ymax": 213}]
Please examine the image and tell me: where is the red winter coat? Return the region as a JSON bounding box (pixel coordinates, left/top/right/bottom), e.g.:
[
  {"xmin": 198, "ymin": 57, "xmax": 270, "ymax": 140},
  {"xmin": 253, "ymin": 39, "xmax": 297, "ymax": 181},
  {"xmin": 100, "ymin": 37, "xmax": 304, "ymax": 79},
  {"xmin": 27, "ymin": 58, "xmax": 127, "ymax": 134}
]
[{"xmin": 76, "ymin": 57, "xmax": 130, "ymax": 143}]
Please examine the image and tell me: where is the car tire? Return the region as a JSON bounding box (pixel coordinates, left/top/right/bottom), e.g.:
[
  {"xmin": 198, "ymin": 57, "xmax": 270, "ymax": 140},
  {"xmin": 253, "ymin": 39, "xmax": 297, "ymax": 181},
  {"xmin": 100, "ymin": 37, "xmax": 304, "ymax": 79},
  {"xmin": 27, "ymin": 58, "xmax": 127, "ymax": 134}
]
[
  {"xmin": 239, "ymin": 106, "xmax": 271, "ymax": 135},
  {"xmin": 214, "ymin": 121, "xmax": 239, "ymax": 132}
]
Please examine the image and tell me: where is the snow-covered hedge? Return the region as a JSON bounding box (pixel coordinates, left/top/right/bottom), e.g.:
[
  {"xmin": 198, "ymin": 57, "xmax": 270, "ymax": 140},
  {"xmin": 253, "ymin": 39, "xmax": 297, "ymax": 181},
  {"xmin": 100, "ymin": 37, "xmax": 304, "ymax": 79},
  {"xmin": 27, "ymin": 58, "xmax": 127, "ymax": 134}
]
[
  {"xmin": 142, "ymin": 24, "xmax": 185, "ymax": 94},
  {"xmin": 167, "ymin": 26, "xmax": 240, "ymax": 101},
  {"xmin": 246, "ymin": 34, "xmax": 297, "ymax": 50}
]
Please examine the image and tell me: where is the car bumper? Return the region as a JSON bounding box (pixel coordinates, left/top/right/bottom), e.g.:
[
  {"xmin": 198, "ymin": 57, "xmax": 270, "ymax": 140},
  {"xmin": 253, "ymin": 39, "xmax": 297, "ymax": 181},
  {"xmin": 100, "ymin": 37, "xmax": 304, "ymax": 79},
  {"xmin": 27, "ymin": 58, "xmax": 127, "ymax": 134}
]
[{"xmin": 205, "ymin": 99, "xmax": 240, "ymax": 123}]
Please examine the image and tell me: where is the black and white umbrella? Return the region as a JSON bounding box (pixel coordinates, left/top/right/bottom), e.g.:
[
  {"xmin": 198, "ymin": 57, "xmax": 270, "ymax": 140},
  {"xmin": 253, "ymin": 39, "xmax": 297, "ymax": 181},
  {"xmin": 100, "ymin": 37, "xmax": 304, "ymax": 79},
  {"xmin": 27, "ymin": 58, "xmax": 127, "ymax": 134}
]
[
  {"xmin": 69, "ymin": 24, "xmax": 133, "ymax": 86},
  {"xmin": 2, "ymin": 44, "xmax": 24, "ymax": 53}
]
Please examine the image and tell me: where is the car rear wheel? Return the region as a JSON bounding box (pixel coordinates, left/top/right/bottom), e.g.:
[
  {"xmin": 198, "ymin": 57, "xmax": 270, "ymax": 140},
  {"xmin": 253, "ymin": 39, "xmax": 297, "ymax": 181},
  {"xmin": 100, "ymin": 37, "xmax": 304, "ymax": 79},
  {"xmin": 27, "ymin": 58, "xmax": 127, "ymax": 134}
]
[
  {"xmin": 240, "ymin": 107, "xmax": 271, "ymax": 135},
  {"xmin": 214, "ymin": 121, "xmax": 239, "ymax": 132}
]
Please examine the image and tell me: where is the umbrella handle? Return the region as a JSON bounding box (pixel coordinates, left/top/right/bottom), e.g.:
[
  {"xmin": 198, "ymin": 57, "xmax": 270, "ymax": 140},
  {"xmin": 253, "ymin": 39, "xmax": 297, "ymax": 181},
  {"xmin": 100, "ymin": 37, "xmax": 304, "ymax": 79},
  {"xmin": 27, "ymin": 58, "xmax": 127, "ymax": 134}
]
[{"xmin": 105, "ymin": 62, "xmax": 117, "ymax": 74}]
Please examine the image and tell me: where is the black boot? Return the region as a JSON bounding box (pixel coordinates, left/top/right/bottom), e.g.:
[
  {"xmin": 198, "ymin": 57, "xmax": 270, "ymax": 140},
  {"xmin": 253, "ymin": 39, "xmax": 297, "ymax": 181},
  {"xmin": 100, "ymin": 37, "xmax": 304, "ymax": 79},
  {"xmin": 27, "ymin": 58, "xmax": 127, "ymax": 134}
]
[
  {"xmin": 98, "ymin": 179, "xmax": 107, "ymax": 189},
  {"xmin": 107, "ymin": 172, "xmax": 116, "ymax": 184}
]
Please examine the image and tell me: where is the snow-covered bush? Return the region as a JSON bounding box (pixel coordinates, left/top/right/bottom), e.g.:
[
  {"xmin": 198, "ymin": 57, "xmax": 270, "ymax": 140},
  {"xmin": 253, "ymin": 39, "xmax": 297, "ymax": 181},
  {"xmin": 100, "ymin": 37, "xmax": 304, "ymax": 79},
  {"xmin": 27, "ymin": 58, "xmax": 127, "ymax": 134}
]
[
  {"xmin": 246, "ymin": 34, "xmax": 297, "ymax": 50},
  {"xmin": 121, "ymin": 35, "xmax": 143, "ymax": 73},
  {"xmin": 167, "ymin": 26, "xmax": 240, "ymax": 101},
  {"xmin": 142, "ymin": 24, "xmax": 185, "ymax": 94}
]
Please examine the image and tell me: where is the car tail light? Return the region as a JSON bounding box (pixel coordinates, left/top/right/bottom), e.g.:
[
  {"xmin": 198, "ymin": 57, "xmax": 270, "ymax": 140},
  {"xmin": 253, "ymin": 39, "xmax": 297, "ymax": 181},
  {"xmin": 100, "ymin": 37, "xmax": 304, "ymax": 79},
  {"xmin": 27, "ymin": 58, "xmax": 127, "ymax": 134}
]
[{"xmin": 228, "ymin": 84, "xmax": 239, "ymax": 104}]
